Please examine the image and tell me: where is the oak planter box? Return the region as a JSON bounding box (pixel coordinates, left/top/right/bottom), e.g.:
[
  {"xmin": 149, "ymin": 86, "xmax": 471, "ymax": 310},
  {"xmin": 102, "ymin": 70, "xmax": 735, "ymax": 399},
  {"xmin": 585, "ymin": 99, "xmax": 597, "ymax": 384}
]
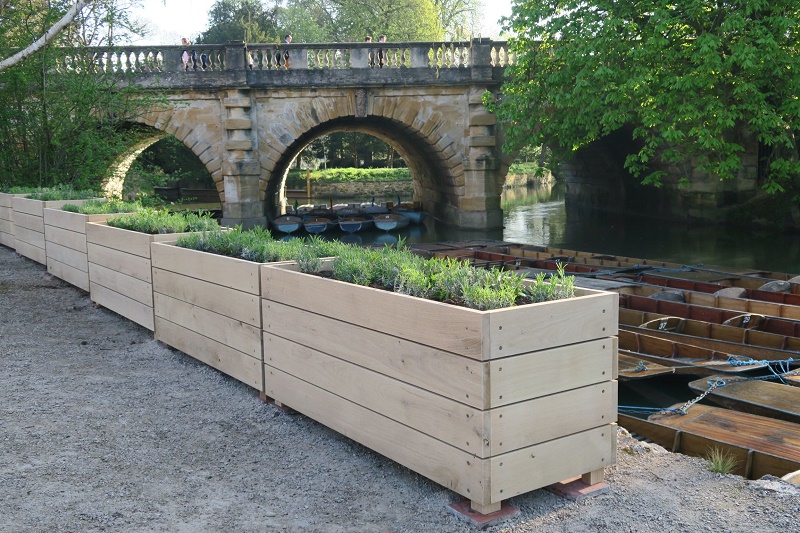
[
  {"xmin": 43, "ymin": 209, "xmax": 116, "ymax": 291},
  {"xmin": 0, "ymin": 192, "xmax": 25, "ymax": 249},
  {"xmin": 86, "ymin": 223, "xmax": 196, "ymax": 331},
  {"xmin": 260, "ymin": 261, "xmax": 619, "ymax": 514},
  {"xmin": 150, "ymin": 242, "xmax": 265, "ymax": 390},
  {"xmin": 12, "ymin": 197, "xmax": 100, "ymax": 264}
]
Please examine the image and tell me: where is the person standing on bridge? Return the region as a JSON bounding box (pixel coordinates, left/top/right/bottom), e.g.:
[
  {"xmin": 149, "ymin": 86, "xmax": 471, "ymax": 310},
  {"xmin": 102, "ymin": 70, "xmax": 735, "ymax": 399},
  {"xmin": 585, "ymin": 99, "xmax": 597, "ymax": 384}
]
[
  {"xmin": 181, "ymin": 38, "xmax": 191, "ymax": 71},
  {"xmin": 365, "ymin": 36, "xmax": 375, "ymax": 67},
  {"xmin": 278, "ymin": 34, "xmax": 292, "ymax": 69},
  {"xmin": 377, "ymin": 35, "xmax": 387, "ymax": 67}
]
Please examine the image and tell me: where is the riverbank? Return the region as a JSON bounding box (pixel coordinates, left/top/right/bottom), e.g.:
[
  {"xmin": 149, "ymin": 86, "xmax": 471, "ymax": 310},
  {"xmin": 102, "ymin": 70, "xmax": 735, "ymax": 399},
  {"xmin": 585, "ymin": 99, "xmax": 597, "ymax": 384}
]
[{"xmin": 2, "ymin": 244, "xmax": 799, "ymax": 532}]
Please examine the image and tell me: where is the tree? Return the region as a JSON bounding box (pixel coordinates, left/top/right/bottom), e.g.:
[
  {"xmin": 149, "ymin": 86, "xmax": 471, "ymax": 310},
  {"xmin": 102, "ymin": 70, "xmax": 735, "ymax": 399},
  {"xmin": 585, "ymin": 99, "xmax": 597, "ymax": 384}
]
[
  {"xmin": 492, "ymin": 1, "xmax": 800, "ymax": 194},
  {"xmin": 0, "ymin": 1, "xmax": 165, "ymax": 191},
  {"xmin": 195, "ymin": 0, "xmax": 280, "ymax": 44},
  {"xmin": 0, "ymin": 0, "xmax": 92, "ymax": 72}
]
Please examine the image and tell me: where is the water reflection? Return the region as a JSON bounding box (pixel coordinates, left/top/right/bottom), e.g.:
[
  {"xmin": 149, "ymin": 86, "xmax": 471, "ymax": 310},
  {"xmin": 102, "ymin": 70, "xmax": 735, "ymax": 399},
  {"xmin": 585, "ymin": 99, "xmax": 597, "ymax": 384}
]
[{"xmin": 279, "ymin": 182, "xmax": 799, "ymax": 273}]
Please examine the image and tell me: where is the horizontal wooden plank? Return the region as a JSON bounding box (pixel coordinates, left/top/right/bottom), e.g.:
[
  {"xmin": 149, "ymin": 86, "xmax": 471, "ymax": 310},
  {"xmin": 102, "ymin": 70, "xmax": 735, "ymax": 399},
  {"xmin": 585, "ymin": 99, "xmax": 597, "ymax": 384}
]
[
  {"xmin": 44, "ymin": 225, "xmax": 87, "ymax": 254},
  {"xmin": 14, "ymin": 236, "xmax": 45, "ymax": 264},
  {"xmin": 47, "ymin": 257, "xmax": 89, "ymax": 291},
  {"xmin": 488, "ymin": 337, "xmax": 616, "ymax": 407},
  {"xmin": 153, "ymin": 268, "xmax": 260, "ymax": 327},
  {"xmin": 490, "ymin": 425, "xmax": 616, "ymax": 502},
  {"xmin": 491, "ymin": 382, "xmax": 617, "ymax": 455},
  {"xmin": 262, "ymin": 263, "xmax": 487, "ymax": 359},
  {"xmin": 88, "ymin": 262, "xmax": 153, "ymax": 307},
  {"xmin": 0, "ymin": 230, "xmax": 14, "ymax": 248},
  {"xmin": 0, "ymin": 192, "xmax": 19, "ymax": 208},
  {"xmin": 87, "ymin": 223, "xmax": 153, "ymax": 258},
  {"xmin": 46, "ymin": 241, "xmax": 88, "ymax": 272},
  {"xmin": 90, "ymin": 281, "xmax": 154, "ymax": 330},
  {"xmin": 262, "ymin": 262, "xmax": 617, "ymax": 360},
  {"xmin": 0, "ymin": 218, "xmax": 13, "ymax": 235},
  {"xmin": 262, "ymin": 299, "xmax": 486, "ymax": 408},
  {"xmin": 155, "ymin": 317, "xmax": 261, "ymax": 390},
  {"xmin": 151, "ymin": 242, "xmax": 261, "ymax": 294},
  {"xmin": 486, "ymin": 291, "xmax": 618, "ymax": 359},
  {"xmin": 12, "ymin": 197, "xmax": 44, "ymax": 217},
  {"xmin": 154, "ymin": 292, "xmax": 261, "ymax": 359},
  {"xmin": 13, "ymin": 212, "xmax": 44, "ymax": 233},
  {"xmin": 263, "ymin": 366, "xmax": 490, "ymax": 504},
  {"xmin": 43, "ymin": 208, "xmax": 113, "ymax": 233},
  {"xmin": 87, "ymin": 242, "xmax": 153, "ymax": 283},
  {"xmin": 264, "ymin": 334, "xmax": 488, "ymax": 457}
]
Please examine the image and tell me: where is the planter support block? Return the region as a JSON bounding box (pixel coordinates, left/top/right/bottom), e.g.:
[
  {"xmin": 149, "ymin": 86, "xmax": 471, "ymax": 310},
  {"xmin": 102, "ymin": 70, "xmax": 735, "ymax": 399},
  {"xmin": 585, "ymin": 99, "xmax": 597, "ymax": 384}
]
[
  {"xmin": 546, "ymin": 475, "xmax": 610, "ymax": 502},
  {"xmin": 447, "ymin": 500, "xmax": 520, "ymax": 528}
]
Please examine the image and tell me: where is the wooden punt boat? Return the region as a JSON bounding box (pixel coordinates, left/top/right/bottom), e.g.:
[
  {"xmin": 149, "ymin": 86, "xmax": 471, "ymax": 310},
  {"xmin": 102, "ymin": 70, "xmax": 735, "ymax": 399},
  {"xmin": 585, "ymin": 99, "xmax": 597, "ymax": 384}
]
[
  {"xmin": 497, "ymin": 243, "xmax": 800, "ymax": 286},
  {"xmin": 613, "ymin": 283, "xmax": 800, "ymax": 321},
  {"xmin": 303, "ymin": 217, "xmax": 333, "ymax": 234},
  {"xmin": 619, "ymin": 307, "xmax": 800, "ymax": 356},
  {"xmin": 372, "ymin": 213, "xmax": 410, "ymax": 232},
  {"xmin": 336, "ymin": 216, "xmax": 373, "ymax": 233},
  {"xmin": 618, "ymin": 404, "xmax": 800, "ymax": 479},
  {"xmin": 271, "ymin": 215, "xmax": 303, "ymax": 235},
  {"xmin": 618, "ymin": 329, "xmax": 770, "ymax": 375},
  {"xmin": 687, "ymin": 376, "xmax": 800, "ymax": 424},
  {"xmin": 617, "ymin": 352, "xmax": 676, "ymax": 379},
  {"xmin": 618, "ymin": 293, "xmax": 800, "ymax": 338},
  {"xmin": 609, "ymin": 273, "xmax": 800, "ymax": 304}
]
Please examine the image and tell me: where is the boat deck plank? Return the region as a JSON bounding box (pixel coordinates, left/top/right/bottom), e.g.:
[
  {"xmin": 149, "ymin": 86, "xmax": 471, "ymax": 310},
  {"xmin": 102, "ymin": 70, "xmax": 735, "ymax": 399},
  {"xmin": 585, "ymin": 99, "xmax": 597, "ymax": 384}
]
[
  {"xmin": 649, "ymin": 405, "xmax": 800, "ymax": 460},
  {"xmin": 688, "ymin": 377, "xmax": 800, "ymax": 423}
]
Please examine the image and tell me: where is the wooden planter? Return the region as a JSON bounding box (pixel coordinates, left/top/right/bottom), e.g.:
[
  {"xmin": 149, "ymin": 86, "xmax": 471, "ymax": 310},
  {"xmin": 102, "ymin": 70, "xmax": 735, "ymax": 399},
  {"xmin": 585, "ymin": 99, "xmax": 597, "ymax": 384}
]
[
  {"xmin": 260, "ymin": 261, "xmax": 619, "ymax": 514},
  {"xmin": 0, "ymin": 192, "xmax": 23, "ymax": 249},
  {"xmin": 86, "ymin": 223, "xmax": 195, "ymax": 331},
  {"xmin": 43, "ymin": 209, "xmax": 116, "ymax": 291},
  {"xmin": 12, "ymin": 197, "xmax": 100, "ymax": 264},
  {"xmin": 150, "ymin": 242, "xmax": 265, "ymax": 390}
]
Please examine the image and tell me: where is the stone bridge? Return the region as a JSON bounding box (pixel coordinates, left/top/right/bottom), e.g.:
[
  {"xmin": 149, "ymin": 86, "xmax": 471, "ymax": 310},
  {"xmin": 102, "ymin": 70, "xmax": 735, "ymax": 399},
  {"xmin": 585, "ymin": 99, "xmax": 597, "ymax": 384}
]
[{"xmin": 73, "ymin": 40, "xmax": 514, "ymax": 229}]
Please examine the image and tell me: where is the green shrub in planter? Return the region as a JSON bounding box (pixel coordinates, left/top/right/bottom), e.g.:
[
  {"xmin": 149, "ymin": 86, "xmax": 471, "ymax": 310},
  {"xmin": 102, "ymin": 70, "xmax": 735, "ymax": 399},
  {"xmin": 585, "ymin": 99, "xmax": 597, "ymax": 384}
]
[
  {"xmin": 61, "ymin": 199, "xmax": 143, "ymax": 214},
  {"xmin": 106, "ymin": 208, "xmax": 219, "ymax": 234},
  {"xmin": 24, "ymin": 187, "xmax": 100, "ymax": 201}
]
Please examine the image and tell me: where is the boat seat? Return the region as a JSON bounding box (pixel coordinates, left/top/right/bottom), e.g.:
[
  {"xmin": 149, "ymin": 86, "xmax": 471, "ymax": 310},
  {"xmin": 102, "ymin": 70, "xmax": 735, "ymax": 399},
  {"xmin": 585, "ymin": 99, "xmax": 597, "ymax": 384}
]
[
  {"xmin": 721, "ymin": 313, "xmax": 766, "ymax": 329},
  {"xmin": 640, "ymin": 316, "xmax": 686, "ymax": 333}
]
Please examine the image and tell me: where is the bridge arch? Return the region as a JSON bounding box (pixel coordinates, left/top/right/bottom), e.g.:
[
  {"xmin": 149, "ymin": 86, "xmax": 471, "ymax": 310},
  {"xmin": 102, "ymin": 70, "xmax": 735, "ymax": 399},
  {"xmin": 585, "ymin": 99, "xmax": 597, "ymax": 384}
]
[{"xmin": 260, "ymin": 104, "xmax": 460, "ymax": 221}]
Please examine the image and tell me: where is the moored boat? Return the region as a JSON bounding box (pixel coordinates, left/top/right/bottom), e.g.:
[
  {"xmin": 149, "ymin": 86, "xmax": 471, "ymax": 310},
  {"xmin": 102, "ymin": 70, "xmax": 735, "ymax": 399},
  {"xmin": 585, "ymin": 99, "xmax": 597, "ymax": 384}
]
[
  {"xmin": 271, "ymin": 215, "xmax": 303, "ymax": 235},
  {"xmin": 337, "ymin": 216, "xmax": 373, "ymax": 234},
  {"xmin": 618, "ymin": 404, "xmax": 800, "ymax": 479},
  {"xmin": 372, "ymin": 213, "xmax": 410, "ymax": 232},
  {"xmin": 391, "ymin": 205, "xmax": 428, "ymax": 224},
  {"xmin": 687, "ymin": 376, "xmax": 800, "ymax": 424},
  {"xmin": 303, "ymin": 217, "xmax": 332, "ymax": 234}
]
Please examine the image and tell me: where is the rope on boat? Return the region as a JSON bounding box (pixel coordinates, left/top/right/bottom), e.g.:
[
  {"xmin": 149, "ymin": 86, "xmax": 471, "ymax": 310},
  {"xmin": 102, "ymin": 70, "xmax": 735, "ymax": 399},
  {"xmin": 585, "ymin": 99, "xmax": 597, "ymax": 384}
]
[
  {"xmin": 618, "ymin": 405, "xmax": 683, "ymax": 415},
  {"xmin": 726, "ymin": 355, "xmax": 795, "ymax": 383}
]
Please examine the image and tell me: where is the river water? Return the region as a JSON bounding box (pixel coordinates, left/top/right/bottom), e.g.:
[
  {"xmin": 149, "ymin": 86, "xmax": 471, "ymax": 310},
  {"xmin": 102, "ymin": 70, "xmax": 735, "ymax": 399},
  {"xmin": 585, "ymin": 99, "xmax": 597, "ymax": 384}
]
[{"xmin": 329, "ymin": 182, "xmax": 800, "ymax": 274}]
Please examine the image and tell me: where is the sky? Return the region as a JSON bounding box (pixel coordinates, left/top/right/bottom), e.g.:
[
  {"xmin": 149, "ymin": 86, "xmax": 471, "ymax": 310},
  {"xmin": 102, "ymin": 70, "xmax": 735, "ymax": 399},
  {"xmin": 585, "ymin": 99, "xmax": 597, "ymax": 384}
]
[{"xmin": 130, "ymin": 0, "xmax": 513, "ymax": 46}]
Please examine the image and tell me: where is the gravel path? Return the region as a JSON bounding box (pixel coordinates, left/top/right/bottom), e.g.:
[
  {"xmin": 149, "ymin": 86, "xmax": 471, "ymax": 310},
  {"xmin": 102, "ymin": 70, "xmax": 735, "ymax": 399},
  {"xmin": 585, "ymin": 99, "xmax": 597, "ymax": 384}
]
[{"xmin": 2, "ymin": 244, "xmax": 799, "ymax": 532}]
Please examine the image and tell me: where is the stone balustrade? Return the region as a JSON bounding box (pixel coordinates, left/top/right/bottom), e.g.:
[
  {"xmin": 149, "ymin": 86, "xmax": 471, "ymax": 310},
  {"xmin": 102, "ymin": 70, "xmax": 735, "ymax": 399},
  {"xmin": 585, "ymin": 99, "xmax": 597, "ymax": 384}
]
[{"xmin": 53, "ymin": 39, "xmax": 512, "ymax": 77}]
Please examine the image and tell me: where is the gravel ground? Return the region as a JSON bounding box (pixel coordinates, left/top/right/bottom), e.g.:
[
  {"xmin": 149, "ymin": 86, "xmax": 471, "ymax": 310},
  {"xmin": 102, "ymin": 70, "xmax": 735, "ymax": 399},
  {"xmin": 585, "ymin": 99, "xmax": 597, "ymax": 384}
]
[{"xmin": 2, "ymin": 244, "xmax": 800, "ymax": 532}]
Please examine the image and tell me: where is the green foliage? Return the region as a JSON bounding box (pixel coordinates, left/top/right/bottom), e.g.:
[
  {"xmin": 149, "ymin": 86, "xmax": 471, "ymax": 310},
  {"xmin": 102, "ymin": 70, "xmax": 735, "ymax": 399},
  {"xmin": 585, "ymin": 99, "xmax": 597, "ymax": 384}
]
[
  {"xmin": 494, "ymin": 0, "xmax": 800, "ymax": 193},
  {"xmin": 105, "ymin": 208, "xmax": 219, "ymax": 234},
  {"xmin": 25, "ymin": 187, "xmax": 100, "ymax": 201},
  {"xmin": 285, "ymin": 167, "xmax": 412, "ymax": 188},
  {"xmin": 61, "ymin": 199, "xmax": 143, "ymax": 214},
  {"xmin": 196, "ymin": 0, "xmax": 280, "ymax": 44},
  {"xmin": 524, "ymin": 263, "xmax": 576, "ymax": 303},
  {"xmin": 508, "ymin": 162, "xmax": 544, "ymax": 176},
  {"xmin": 704, "ymin": 447, "xmax": 739, "ymax": 475}
]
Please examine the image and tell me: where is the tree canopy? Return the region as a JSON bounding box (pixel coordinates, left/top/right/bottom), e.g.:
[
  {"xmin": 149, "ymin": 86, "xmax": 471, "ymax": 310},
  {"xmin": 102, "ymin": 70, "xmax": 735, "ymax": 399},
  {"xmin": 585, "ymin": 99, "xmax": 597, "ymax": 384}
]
[
  {"xmin": 194, "ymin": 0, "xmax": 280, "ymax": 44},
  {"xmin": 493, "ymin": 0, "xmax": 800, "ymax": 194}
]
